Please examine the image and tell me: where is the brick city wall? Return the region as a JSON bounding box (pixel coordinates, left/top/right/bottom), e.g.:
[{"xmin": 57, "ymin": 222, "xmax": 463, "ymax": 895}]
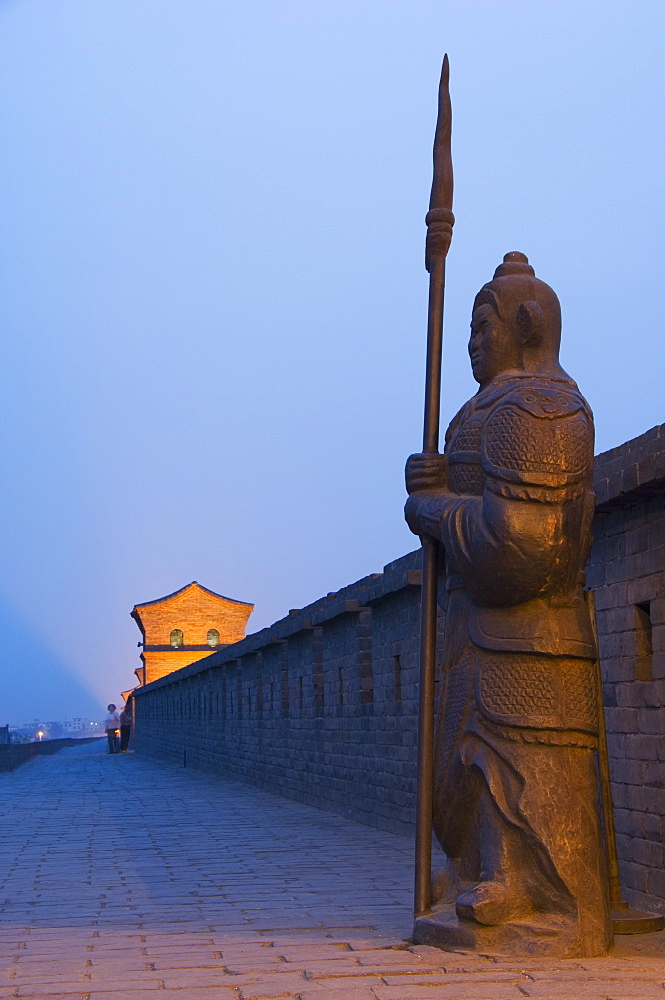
[
  {"xmin": 135, "ymin": 425, "xmax": 665, "ymax": 910},
  {"xmin": 586, "ymin": 425, "xmax": 665, "ymax": 914}
]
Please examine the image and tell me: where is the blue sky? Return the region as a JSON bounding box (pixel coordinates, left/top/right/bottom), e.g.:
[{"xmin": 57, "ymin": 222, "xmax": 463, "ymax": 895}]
[{"xmin": 1, "ymin": 0, "xmax": 663, "ymax": 721}]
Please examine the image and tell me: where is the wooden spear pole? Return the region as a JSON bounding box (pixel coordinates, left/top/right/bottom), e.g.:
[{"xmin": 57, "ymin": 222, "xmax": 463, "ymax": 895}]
[{"xmin": 414, "ymin": 55, "xmax": 454, "ymax": 919}]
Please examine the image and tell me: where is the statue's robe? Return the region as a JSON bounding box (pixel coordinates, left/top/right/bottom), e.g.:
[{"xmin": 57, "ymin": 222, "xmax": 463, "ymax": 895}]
[{"xmin": 410, "ymin": 372, "xmax": 611, "ymax": 955}]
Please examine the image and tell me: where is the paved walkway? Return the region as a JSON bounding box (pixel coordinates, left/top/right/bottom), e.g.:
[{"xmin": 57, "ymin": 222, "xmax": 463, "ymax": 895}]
[{"xmin": 0, "ymin": 743, "xmax": 664, "ymax": 999}]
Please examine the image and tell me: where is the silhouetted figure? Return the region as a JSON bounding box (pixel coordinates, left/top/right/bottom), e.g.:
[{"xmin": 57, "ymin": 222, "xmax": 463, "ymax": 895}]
[
  {"xmin": 119, "ymin": 703, "xmax": 132, "ymax": 752},
  {"xmin": 104, "ymin": 704, "xmax": 120, "ymax": 754}
]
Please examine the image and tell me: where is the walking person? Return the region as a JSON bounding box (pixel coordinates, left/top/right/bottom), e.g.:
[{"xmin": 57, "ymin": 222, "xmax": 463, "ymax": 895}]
[
  {"xmin": 104, "ymin": 704, "xmax": 120, "ymax": 754},
  {"xmin": 119, "ymin": 702, "xmax": 132, "ymax": 753}
]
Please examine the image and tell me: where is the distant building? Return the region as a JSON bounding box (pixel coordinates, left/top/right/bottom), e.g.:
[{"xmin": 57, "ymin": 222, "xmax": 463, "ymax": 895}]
[
  {"xmin": 130, "ymin": 582, "xmax": 253, "ymax": 687},
  {"xmin": 62, "ymin": 718, "xmax": 85, "ymax": 734},
  {"xmin": 62, "ymin": 718, "xmax": 101, "ymax": 736}
]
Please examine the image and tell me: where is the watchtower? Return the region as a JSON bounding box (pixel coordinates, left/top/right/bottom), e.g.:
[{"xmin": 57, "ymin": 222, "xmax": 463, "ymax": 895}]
[{"xmin": 131, "ymin": 582, "xmax": 253, "ymax": 686}]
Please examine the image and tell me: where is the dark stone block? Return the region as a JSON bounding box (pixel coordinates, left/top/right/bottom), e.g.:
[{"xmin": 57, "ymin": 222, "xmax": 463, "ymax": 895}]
[
  {"xmin": 640, "ymin": 709, "xmax": 665, "ymax": 736},
  {"xmin": 618, "ymin": 860, "xmax": 649, "ymax": 893}
]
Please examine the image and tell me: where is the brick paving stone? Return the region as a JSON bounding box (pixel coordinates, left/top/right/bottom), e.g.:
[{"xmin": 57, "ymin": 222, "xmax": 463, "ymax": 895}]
[
  {"xmin": 232, "ymin": 989, "xmax": 309, "ymax": 1000},
  {"xmin": 524, "ymin": 968, "xmax": 665, "ymax": 982},
  {"xmin": 489, "ymin": 959, "xmax": 587, "ymax": 971},
  {"xmin": 580, "ymin": 958, "xmax": 665, "ymax": 971},
  {"xmin": 151, "ymin": 957, "xmax": 227, "ymax": 969},
  {"xmin": 158, "ymin": 971, "xmax": 234, "ymax": 988},
  {"xmin": 263, "ymin": 944, "xmax": 354, "ymax": 960},
  {"xmin": 301, "ymin": 958, "xmax": 417, "ymax": 975},
  {"xmin": 381, "ymin": 971, "xmax": 529, "ymax": 985},
  {"xmin": 353, "ymin": 950, "xmax": 442, "ymax": 967},
  {"xmin": 91, "ymin": 994, "xmax": 238, "ymax": 1000},
  {"xmin": 6, "ymin": 975, "xmax": 88, "ymax": 987},
  {"xmin": 519, "ymin": 986, "xmax": 665, "ymax": 999},
  {"xmin": 222, "ymin": 959, "xmax": 293, "ymax": 974},
  {"xmin": 299, "ymin": 989, "xmax": 380, "ymax": 999},
  {"xmin": 1, "ymin": 743, "xmax": 665, "ymax": 1000},
  {"xmin": 14, "ymin": 987, "xmax": 101, "ymax": 997},
  {"xmin": 307, "ymin": 972, "xmax": 387, "ymax": 986},
  {"xmin": 372, "ymin": 986, "xmax": 525, "ymax": 999}
]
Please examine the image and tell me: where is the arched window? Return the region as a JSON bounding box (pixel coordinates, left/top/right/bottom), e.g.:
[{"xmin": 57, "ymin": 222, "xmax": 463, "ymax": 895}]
[
  {"xmin": 170, "ymin": 628, "xmax": 183, "ymax": 648},
  {"xmin": 207, "ymin": 628, "xmax": 220, "ymax": 647}
]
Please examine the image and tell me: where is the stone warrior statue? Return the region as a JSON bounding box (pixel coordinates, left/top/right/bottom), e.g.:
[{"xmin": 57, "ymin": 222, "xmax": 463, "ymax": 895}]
[{"xmin": 405, "ymin": 251, "xmax": 612, "ymax": 955}]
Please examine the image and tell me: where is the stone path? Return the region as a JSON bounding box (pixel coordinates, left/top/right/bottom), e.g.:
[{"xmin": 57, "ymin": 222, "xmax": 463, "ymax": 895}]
[{"xmin": 0, "ymin": 742, "xmax": 664, "ymax": 999}]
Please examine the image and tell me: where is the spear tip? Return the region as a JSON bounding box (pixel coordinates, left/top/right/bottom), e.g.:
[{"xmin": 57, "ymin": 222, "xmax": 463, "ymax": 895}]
[
  {"xmin": 437, "ymin": 54, "xmax": 450, "ymax": 127},
  {"xmin": 425, "ymin": 53, "xmax": 454, "ymax": 268}
]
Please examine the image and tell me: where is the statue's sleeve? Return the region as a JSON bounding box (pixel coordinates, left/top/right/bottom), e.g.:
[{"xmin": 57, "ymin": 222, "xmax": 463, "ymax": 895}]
[{"xmin": 409, "ymin": 391, "xmax": 593, "ymax": 608}]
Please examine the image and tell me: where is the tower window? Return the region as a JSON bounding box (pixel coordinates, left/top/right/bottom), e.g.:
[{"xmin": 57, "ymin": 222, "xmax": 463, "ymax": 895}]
[
  {"xmin": 207, "ymin": 628, "xmax": 221, "ymax": 647},
  {"xmin": 170, "ymin": 628, "xmax": 183, "ymax": 648}
]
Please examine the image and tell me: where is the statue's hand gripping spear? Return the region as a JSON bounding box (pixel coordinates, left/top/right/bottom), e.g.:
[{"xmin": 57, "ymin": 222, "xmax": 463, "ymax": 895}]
[{"xmin": 413, "ymin": 54, "xmax": 454, "ymax": 919}]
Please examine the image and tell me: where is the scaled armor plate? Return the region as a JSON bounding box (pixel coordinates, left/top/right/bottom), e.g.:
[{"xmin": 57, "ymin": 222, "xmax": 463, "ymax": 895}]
[
  {"xmin": 483, "ymin": 385, "xmax": 592, "ymax": 500},
  {"xmin": 476, "ymin": 653, "xmax": 598, "ymax": 734}
]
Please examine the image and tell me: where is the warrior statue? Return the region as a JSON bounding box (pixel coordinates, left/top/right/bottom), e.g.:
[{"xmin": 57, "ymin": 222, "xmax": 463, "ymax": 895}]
[{"xmin": 405, "ymin": 251, "xmax": 612, "ymax": 955}]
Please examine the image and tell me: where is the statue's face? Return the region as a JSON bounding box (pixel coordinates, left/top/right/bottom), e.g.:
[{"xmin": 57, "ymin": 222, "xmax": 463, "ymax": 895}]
[{"xmin": 469, "ymin": 301, "xmax": 521, "ymax": 386}]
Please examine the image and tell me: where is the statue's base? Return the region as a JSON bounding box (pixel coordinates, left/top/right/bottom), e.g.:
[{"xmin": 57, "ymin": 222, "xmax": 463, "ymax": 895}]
[
  {"xmin": 612, "ymin": 905, "xmax": 664, "ymax": 935},
  {"xmin": 413, "ymin": 903, "xmax": 604, "ymax": 958}
]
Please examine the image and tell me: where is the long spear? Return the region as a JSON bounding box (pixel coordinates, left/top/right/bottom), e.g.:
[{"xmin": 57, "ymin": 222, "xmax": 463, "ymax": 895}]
[{"xmin": 414, "ymin": 54, "xmax": 454, "ymax": 919}]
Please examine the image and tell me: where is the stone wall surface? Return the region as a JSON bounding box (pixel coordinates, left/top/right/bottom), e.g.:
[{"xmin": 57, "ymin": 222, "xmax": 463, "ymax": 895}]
[
  {"xmin": 134, "ymin": 424, "xmax": 665, "ymax": 908},
  {"xmin": 586, "ymin": 424, "xmax": 665, "ymax": 915}
]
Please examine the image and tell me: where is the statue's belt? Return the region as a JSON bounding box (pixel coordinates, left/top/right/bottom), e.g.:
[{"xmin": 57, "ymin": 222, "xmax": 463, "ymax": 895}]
[{"xmin": 445, "ymin": 582, "xmax": 597, "ymax": 661}]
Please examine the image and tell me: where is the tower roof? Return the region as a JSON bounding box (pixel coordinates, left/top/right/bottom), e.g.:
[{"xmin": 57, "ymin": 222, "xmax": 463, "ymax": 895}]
[
  {"xmin": 132, "ymin": 581, "xmax": 253, "ymax": 614},
  {"xmin": 131, "ymin": 582, "xmax": 254, "ymax": 644}
]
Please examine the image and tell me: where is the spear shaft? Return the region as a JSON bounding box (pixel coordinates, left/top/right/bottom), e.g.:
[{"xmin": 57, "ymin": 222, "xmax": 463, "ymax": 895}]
[{"xmin": 414, "ymin": 56, "xmax": 454, "ymax": 919}]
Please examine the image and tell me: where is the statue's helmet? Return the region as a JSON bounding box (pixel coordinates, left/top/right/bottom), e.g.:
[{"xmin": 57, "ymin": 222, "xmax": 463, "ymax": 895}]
[{"xmin": 473, "ymin": 252, "xmax": 562, "ymax": 360}]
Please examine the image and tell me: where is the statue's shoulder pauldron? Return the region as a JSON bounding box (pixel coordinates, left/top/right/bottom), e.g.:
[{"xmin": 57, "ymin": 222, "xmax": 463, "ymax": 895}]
[
  {"xmin": 482, "ymin": 385, "xmax": 593, "ymax": 497},
  {"xmin": 504, "ymin": 383, "xmax": 587, "ymax": 420}
]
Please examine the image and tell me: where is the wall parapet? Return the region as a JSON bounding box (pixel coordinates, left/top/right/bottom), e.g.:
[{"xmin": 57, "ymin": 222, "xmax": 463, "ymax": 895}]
[{"xmin": 593, "ymin": 424, "xmax": 665, "ymax": 510}]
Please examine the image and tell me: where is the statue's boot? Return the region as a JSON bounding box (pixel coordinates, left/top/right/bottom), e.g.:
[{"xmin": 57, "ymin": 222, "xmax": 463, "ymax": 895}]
[{"xmin": 455, "ymin": 879, "xmax": 523, "ymax": 926}]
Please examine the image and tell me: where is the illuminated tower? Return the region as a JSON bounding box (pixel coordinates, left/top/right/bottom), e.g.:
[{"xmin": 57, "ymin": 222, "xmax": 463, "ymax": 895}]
[{"xmin": 131, "ymin": 582, "xmax": 253, "ymax": 686}]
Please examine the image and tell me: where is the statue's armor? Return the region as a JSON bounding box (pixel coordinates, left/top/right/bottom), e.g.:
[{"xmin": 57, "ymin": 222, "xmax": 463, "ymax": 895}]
[
  {"xmin": 446, "ymin": 376, "xmax": 593, "ymax": 506},
  {"xmin": 440, "ymin": 374, "xmax": 597, "ymax": 734}
]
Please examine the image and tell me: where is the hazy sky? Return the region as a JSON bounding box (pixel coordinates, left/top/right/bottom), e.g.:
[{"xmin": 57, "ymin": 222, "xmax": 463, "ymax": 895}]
[{"xmin": 1, "ymin": 1, "xmax": 664, "ymax": 722}]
